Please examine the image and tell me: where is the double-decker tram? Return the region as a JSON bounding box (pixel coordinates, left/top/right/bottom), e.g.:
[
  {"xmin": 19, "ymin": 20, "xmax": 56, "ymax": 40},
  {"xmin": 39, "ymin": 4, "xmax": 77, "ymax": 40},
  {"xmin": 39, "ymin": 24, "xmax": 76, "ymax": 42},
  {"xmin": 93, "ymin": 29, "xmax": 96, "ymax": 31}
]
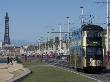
[{"xmin": 70, "ymin": 24, "xmax": 105, "ymax": 72}]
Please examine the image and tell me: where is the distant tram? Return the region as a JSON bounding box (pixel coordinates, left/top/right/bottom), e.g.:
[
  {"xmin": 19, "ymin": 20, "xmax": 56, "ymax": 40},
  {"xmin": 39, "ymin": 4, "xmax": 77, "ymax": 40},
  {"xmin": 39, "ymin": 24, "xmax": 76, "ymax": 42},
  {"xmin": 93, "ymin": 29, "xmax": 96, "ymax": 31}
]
[{"xmin": 70, "ymin": 24, "xmax": 105, "ymax": 72}]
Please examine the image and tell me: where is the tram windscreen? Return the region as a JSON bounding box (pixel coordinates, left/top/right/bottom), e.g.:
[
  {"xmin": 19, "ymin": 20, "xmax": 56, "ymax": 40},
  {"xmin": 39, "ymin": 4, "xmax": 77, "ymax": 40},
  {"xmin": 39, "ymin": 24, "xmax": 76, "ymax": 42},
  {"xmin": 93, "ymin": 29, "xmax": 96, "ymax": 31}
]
[{"xmin": 87, "ymin": 32, "xmax": 101, "ymax": 38}]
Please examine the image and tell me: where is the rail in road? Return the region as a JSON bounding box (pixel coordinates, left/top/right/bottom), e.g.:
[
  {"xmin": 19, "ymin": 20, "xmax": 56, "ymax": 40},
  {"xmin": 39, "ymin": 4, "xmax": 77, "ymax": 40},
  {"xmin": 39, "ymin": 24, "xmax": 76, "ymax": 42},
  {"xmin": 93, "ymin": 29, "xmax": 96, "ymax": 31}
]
[{"xmin": 47, "ymin": 60, "xmax": 110, "ymax": 82}]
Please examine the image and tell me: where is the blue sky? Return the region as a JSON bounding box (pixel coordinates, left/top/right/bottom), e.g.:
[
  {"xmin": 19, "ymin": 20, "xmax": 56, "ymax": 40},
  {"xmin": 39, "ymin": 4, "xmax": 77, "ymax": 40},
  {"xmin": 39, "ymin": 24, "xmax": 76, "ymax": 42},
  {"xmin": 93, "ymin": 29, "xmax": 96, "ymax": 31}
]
[{"xmin": 0, "ymin": 0, "xmax": 107, "ymax": 42}]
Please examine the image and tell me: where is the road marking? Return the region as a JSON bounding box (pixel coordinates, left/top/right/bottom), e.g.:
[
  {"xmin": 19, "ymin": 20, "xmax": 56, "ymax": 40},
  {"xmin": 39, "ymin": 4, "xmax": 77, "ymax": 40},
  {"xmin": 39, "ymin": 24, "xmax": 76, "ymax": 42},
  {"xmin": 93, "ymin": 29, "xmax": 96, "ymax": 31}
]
[{"xmin": 50, "ymin": 64, "xmax": 103, "ymax": 82}]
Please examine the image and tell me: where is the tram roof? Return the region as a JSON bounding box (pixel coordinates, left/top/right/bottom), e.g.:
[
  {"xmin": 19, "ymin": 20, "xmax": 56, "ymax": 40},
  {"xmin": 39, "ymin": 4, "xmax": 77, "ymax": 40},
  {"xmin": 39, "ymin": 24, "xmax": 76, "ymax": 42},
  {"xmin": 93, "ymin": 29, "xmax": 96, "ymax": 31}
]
[{"xmin": 81, "ymin": 24, "xmax": 103, "ymax": 31}]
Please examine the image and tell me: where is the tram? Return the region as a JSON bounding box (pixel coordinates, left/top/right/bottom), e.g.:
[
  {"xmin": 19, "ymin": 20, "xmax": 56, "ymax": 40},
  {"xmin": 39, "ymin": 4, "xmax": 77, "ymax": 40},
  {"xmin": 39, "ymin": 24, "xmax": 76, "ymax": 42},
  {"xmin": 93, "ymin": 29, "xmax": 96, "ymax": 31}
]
[{"xmin": 70, "ymin": 24, "xmax": 105, "ymax": 72}]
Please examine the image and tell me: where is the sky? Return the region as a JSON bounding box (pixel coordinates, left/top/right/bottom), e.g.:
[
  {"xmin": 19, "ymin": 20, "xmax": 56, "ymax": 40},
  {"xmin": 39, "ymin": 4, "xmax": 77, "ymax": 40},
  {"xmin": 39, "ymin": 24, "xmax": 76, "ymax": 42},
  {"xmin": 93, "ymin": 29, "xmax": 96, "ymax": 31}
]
[{"xmin": 0, "ymin": 0, "xmax": 107, "ymax": 42}]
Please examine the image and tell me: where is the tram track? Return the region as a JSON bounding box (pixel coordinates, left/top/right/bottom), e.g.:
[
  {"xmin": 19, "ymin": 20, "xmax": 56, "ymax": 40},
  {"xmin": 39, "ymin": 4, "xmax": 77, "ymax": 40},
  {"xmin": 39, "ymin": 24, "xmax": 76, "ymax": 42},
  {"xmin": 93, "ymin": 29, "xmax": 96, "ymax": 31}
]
[
  {"xmin": 88, "ymin": 73, "xmax": 110, "ymax": 82},
  {"xmin": 47, "ymin": 61, "xmax": 110, "ymax": 82}
]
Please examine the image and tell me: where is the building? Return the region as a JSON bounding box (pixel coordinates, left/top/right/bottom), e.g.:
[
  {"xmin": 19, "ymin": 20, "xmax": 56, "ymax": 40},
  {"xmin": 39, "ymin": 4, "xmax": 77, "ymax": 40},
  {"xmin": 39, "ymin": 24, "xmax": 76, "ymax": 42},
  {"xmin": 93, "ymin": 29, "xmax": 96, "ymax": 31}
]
[{"xmin": 103, "ymin": 28, "xmax": 110, "ymax": 65}]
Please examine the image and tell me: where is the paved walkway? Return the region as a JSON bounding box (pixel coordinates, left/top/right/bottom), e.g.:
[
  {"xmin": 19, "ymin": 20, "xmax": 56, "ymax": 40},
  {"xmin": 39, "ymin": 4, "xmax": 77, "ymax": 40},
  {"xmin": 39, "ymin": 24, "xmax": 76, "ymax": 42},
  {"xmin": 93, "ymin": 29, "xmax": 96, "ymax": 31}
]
[{"xmin": 0, "ymin": 62, "xmax": 25, "ymax": 82}]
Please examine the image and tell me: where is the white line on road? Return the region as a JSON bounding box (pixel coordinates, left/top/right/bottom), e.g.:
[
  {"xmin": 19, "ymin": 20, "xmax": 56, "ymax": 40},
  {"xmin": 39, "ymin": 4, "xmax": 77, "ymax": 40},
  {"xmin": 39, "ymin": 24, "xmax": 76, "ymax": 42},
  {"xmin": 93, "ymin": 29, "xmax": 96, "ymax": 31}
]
[{"xmin": 50, "ymin": 64, "xmax": 103, "ymax": 82}]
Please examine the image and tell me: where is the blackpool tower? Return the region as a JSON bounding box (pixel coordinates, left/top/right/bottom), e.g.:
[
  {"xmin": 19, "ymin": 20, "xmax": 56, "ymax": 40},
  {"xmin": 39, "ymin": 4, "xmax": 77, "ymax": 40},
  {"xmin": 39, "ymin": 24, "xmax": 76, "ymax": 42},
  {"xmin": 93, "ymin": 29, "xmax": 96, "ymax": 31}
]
[{"xmin": 4, "ymin": 12, "xmax": 10, "ymax": 45}]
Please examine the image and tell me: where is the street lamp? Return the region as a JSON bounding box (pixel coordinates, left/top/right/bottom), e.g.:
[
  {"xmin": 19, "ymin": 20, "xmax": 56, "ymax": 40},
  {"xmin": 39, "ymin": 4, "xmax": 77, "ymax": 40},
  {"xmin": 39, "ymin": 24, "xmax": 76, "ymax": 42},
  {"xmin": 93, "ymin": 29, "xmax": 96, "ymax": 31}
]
[
  {"xmin": 107, "ymin": 0, "xmax": 109, "ymax": 52},
  {"xmin": 47, "ymin": 32, "xmax": 49, "ymax": 52},
  {"xmin": 38, "ymin": 39, "xmax": 40, "ymax": 51},
  {"xmin": 45, "ymin": 38, "xmax": 47, "ymax": 53},
  {"xmin": 80, "ymin": 6, "xmax": 84, "ymax": 24},
  {"xmin": 51, "ymin": 28, "xmax": 55, "ymax": 51},
  {"xmin": 66, "ymin": 17, "xmax": 70, "ymax": 55},
  {"xmin": 59, "ymin": 25, "xmax": 62, "ymax": 54}
]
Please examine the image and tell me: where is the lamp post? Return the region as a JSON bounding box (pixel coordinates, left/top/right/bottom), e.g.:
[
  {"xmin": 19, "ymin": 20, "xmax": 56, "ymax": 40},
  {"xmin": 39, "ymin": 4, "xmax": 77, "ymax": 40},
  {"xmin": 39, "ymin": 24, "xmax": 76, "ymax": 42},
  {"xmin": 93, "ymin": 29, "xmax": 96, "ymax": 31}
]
[
  {"xmin": 80, "ymin": 6, "xmax": 84, "ymax": 25},
  {"xmin": 38, "ymin": 39, "xmax": 40, "ymax": 52},
  {"xmin": 47, "ymin": 32, "xmax": 49, "ymax": 52},
  {"xmin": 51, "ymin": 28, "xmax": 55, "ymax": 51},
  {"xmin": 107, "ymin": 0, "xmax": 109, "ymax": 53},
  {"xmin": 66, "ymin": 17, "xmax": 70, "ymax": 55},
  {"xmin": 59, "ymin": 25, "xmax": 62, "ymax": 54}
]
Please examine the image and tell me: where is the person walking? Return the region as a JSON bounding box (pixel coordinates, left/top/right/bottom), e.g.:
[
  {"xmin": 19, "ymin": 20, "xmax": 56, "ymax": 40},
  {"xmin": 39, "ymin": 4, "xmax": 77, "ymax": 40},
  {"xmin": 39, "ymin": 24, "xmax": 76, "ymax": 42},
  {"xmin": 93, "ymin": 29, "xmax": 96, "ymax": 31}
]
[
  {"xmin": 10, "ymin": 57, "xmax": 13, "ymax": 65},
  {"xmin": 7, "ymin": 56, "xmax": 10, "ymax": 64}
]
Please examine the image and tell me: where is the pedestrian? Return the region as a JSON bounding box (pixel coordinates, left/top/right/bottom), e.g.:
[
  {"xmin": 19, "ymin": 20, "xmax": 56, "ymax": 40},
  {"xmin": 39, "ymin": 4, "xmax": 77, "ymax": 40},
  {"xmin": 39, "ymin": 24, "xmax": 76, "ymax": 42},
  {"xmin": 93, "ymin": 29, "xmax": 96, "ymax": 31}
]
[
  {"xmin": 10, "ymin": 57, "xmax": 13, "ymax": 65},
  {"xmin": 7, "ymin": 56, "xmax": 10, "ymax": 64},
  {"xmin": 24, "ymin": 55, "xmax": 27, "ymax": 62}
]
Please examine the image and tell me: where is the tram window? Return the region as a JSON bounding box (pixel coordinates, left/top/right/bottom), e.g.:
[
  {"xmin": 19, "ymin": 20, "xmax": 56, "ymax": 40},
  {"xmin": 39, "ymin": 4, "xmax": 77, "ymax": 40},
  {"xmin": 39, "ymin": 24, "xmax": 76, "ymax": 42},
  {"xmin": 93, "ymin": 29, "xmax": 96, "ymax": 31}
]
[
  {"xmin": 97, "ymin": 49, "xmax": 102, "ymax": 55},
  {"xmin": 98, "ymin": 32, "xmax": 102, "ymax": 37},
  {"xmin": 87, "ymin": 40, "xmax": 101, "ymax": 46},
  {"xmin": 87, "ymin": 47, "xmax": 102, "ymax": 55},
  {"xmin": 94, "ymin": 33, "xmax": 96, "ymax": 37},
  {"xmin": 87, "ymin": 32, "xmax": 101, "ymax": 38},
  {"xmin": 98, "ymin": 33, "xmax": 101, "ymax": 37},
  {"xmin": 87, "ymin": 32, "xmax": 94, "ymax": 37}
]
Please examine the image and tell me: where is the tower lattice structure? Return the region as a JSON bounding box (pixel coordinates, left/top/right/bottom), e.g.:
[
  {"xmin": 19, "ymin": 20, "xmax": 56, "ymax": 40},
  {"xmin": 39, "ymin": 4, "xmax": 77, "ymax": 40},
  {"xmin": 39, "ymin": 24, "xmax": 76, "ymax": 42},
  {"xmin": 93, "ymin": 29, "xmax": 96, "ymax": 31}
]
[{"xmin": 4, "ymin": 12, "xmax": 10, "ymax": 45}]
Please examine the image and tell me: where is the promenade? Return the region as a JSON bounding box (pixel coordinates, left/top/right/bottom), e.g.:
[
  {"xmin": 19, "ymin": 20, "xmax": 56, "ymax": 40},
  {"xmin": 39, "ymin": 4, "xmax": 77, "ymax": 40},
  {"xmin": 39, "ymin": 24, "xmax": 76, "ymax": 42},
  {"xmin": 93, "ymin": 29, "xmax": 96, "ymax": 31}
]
[{"xmin": 0, "ymin": 61, "xmax": 26, "ymax": 82}]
